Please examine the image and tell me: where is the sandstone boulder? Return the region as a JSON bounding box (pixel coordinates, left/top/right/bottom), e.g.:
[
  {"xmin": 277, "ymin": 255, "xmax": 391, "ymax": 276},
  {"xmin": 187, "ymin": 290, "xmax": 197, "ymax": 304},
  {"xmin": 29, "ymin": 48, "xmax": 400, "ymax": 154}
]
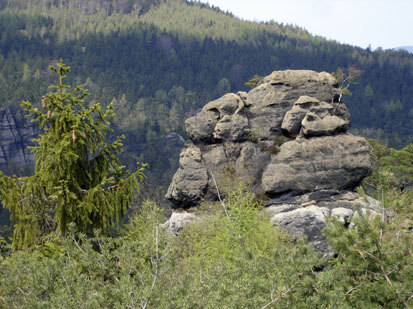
[
  {"xmin": 164, "ymin": 211, "xmax": 199, "ymax": 235},
  {"xmin": 246, "ymin": 71, "xmax": 339, "ymax": 141},
  {"xmin": 261, "ymin": 134, "xmax": 371, "ymax": 195},
  {"xmin": 165, "ymin": 145, "xmax": 208, "ymax": 207},
  {"xmin": 281, "ymin": 96, "xmax": 335, "ymax": 135},
  {"xmin": 301, "ymin": 113, "xmax": 349, "ymax": 137},
  {"xmin": 269, "ymin": 205, "xmax": 331, "ymax": 253},
  {"xmin": 280, "ymin": 94, "xmax": 351, "ymax": 137},
  {"xmin": 264, "ymin": 190, "xmax": 386, "ymax": 252},
  {"xmin": 185, "ymin": 109, "xmax": 219, "ymax": 144}
]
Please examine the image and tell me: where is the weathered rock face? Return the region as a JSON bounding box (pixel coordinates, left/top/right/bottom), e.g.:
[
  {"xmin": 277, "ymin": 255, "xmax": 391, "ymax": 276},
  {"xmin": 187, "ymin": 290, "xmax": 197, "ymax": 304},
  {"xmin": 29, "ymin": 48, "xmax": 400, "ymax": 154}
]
[
  {"xmin": 261, "ymin": 134, "xmax": 371, "ymax": 195},
  {"xmin": 0, "ymin": 108, "xmax": 36, "ymax": 169},
  {"xmin": 166, "ymin": 145, "xmax": 208, "ymax": 207},
  {"xmin": 264, "ymin": 190, "xmax": 382, "ymax": 253},
  {"xmin": 166, "ymin": 69, "xmax": 374, "ymax": 253},
  {"xmin": 281, "ymin": 95, "xmax": 350, "ymax": 137}
]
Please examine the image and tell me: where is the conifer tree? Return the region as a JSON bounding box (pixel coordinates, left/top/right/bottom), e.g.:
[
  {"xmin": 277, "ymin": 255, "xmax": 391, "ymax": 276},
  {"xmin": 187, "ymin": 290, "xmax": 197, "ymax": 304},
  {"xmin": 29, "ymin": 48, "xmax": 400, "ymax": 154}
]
[
  {"xmin": 0, "ymin": 60, "xmax": 145, "ymax": 250},
  {"xmin": 244, "ymin": 74, "xmax": 264, "ymax": 89}
]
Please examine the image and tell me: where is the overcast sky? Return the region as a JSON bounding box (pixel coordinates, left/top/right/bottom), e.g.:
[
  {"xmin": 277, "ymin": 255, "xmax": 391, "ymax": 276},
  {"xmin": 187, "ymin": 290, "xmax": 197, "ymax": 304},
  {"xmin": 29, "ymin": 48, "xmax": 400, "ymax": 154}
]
[{"xmin": 199, "ymin": 0, "xmax": 413, "ymax": 50}]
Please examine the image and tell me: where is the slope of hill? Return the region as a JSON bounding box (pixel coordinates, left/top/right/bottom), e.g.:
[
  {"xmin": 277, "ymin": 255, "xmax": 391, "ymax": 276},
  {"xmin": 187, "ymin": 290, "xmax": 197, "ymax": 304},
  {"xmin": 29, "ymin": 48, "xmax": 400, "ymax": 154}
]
[{"xmin": 0, "ymin": 0, "xmax": 412, "ymax": 200}]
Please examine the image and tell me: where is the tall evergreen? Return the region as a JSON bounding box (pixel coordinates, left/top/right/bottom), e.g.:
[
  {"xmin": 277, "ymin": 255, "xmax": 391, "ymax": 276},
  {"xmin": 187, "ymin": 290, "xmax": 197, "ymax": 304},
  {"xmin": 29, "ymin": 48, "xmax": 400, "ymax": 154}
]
[{"xmin": 0, "ymin": 61, "xmax": 145, "ymax": 250}]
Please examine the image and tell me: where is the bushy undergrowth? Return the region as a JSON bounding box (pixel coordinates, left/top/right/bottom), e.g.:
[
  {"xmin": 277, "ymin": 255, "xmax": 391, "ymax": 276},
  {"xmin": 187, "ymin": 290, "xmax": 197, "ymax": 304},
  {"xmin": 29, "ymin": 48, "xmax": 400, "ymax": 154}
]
[
  {"xmin": 320, "ymin": 211, "xmax": 413, "ymax": 308},
  {"xmin": 0, "ymin": 184, "xmax": 412, "ymax": 308}
]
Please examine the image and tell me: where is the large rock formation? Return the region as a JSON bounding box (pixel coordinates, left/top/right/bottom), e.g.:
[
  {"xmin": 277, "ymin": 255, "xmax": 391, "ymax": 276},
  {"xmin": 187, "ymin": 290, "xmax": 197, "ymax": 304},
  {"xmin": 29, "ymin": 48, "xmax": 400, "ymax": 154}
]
[{"xmin": 166, "ymin": 70, "xmax": 375, "ymax": 253}]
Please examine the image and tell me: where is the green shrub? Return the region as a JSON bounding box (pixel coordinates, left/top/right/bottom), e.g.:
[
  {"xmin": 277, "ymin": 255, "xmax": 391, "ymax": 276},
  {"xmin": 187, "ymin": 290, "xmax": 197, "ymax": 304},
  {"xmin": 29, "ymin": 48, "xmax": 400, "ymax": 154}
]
[
  {"xmin": 273, "ymin": 135, "xmax": 293, "ymax": 146},
  {"xmin": 165, "ymin": 185, "xmax": 321, "ymax": 308},
  {"xmin": 317, "ymin": 209, "xmax": 413, "ymax": 308},
  {"xmin": 1, "ymin": 184, "xmax": 411, "ymax": 308}
]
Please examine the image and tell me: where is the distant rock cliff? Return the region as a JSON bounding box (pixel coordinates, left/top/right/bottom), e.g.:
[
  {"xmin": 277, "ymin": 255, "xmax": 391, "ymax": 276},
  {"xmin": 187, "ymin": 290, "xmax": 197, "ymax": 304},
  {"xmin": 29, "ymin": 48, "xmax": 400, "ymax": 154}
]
[
  {"xmin": 165, "ymin": 70, "xmax": 379, "ymax": 253},
  {"xmin": 0, "ymin": 108, "xmax": 36, "ymax": 170}
]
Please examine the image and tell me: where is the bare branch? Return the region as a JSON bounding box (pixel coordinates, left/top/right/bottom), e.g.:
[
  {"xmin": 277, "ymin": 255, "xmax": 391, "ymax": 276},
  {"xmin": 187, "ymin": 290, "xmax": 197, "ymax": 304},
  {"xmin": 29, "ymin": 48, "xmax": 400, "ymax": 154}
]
[
  {"xmin": 345, "ymin": 284, "xmax": 363, "ymax": 296},
  {"xmin": 356, "ymin": 249, "xmax": 392, "ymax": 286},
  {"xmin": 142, "ymin": 224, "xmax": 159, "ymax": 309},
  {"xmin": 261, "ymin": 288, "xmax": 292, "ymax": 309},
  {"xmin": 208, "ymin": 170, "xmax": 229, "ymax": 217}
]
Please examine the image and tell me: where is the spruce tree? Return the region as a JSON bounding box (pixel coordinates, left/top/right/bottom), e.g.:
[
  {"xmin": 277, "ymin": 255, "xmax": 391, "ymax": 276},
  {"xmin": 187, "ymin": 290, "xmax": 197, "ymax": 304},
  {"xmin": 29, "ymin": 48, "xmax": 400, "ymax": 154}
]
[{"xmin": 0, "ymin": 60, "xmax": 145, "ymax": 250}]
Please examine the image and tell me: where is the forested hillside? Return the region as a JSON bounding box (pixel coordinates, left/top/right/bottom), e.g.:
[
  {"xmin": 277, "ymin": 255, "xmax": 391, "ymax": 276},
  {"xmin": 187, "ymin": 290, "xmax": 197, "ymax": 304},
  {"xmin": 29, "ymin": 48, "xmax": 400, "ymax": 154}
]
[{"xmin": 0, "ymin": 0, "xmax": 412, "ymax": 197}]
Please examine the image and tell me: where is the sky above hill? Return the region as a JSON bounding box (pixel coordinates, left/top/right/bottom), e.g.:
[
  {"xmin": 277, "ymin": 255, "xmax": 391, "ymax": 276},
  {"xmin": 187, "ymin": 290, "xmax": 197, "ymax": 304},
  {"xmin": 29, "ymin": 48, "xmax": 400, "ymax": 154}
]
[{"xmin": 199, "ymin": 0, "xmax": 413, "ymax": 50}]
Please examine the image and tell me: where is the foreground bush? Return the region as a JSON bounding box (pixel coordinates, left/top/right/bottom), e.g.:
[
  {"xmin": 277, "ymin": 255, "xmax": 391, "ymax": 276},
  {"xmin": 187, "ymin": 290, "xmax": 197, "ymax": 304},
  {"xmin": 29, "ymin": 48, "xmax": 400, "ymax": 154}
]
[
  {"xmin": 163, "ymin": 186, "xmax": 321, "ymax": 308},
  {"xmin": 0, "ymin": 185, "xmax": 411, "ymax": 308}
]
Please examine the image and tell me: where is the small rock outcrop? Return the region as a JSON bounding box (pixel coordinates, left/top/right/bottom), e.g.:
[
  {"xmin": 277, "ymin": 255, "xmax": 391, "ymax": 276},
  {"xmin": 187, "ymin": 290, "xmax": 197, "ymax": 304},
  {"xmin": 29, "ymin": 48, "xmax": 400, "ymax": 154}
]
[
  {"xmin": 0, "ymin": 108, "xmax": 36, "ymax": 169},
  {"xmin": 166, "ymin": 145, "xmax": 208, "ymax": 207},
  {"xmin": 166, "ymin": 70, "xmax": 375, "ymax": 253}
]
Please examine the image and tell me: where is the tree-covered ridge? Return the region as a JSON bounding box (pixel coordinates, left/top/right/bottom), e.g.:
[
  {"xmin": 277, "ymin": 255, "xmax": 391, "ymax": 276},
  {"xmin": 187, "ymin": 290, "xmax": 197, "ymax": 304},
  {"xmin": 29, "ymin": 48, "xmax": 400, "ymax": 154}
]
[
  {"xmin": 139, "ymin": 0, "xmax": 319, "ymax": 44},
  {"xmin": 1, "ymin": 0, "xmax": 313, "ymax": 43},
  {"xmin": 1, "ymin": 0, "xmax": 162, "ymax": 15}
]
